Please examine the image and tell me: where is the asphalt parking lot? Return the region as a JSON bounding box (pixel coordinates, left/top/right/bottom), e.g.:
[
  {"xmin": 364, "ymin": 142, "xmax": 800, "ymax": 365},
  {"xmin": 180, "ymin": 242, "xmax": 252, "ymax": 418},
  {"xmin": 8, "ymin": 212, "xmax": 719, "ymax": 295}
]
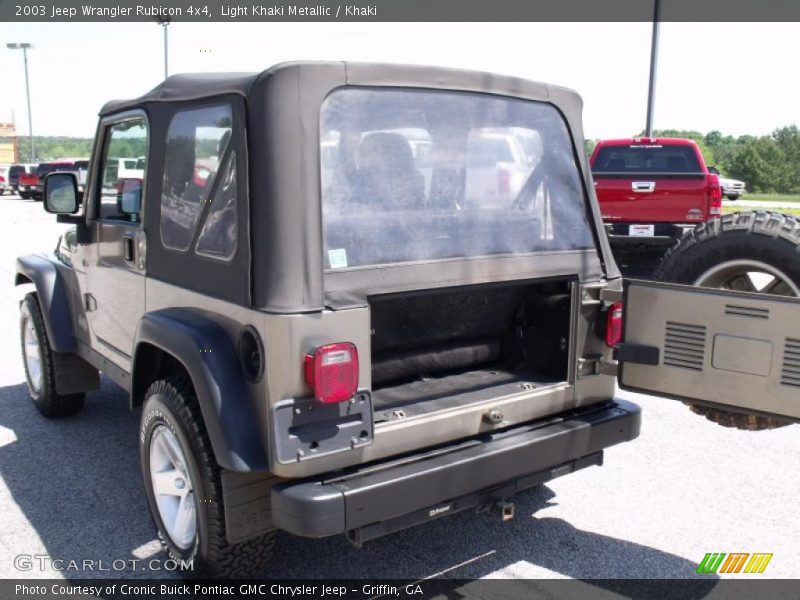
[{"xmin": 0, "ymin": 193, "xmax": 798, "ymax": 583}]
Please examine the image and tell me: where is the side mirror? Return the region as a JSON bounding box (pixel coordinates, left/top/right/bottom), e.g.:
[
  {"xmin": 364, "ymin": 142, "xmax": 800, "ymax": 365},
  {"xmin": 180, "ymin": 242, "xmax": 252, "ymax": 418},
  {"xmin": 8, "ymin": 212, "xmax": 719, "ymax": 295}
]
[
  {"xmin": 708, "ymin": 166, "xmax": 720, "ymax": 175},
  {"xmin": 44, "ymin": 172, "xmax": 79, "ymax": 214},
  {"xmin": 117, "ymin": 178, "xmax": 142, "ymax": 215}
]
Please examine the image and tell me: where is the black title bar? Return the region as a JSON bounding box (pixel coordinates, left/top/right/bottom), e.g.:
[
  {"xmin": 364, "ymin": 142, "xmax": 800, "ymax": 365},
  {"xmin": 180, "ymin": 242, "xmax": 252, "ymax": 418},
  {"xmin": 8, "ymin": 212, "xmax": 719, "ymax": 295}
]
[{"xmin": 2, "ymin": 0, "xmax": 800, "ymax": 22}]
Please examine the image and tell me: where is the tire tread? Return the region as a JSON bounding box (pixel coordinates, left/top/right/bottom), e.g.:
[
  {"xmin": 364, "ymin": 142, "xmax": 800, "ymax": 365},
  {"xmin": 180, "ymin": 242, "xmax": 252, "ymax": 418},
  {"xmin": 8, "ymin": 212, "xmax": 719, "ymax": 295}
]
[
  {"xmin": 20, "ymin": 293, "xmax": 84, "ymax": 418},
  {"xmin": 143, "ymin": 376, "xmax": 275, "ymax": 578}
]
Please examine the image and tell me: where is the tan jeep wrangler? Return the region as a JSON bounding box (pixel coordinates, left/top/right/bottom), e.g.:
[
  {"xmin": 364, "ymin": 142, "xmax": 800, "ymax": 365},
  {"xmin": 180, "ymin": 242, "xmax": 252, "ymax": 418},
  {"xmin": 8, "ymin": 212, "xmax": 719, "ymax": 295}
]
[{"xmin": 16, "ymin": 62, "xmax": 798, "ymax": 577}]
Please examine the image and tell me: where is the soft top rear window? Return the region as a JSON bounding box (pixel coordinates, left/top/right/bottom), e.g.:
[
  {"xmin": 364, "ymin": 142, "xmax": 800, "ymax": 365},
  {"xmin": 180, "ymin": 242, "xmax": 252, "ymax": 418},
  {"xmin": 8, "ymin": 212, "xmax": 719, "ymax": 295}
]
[
  {"xmin": 319, "ymin": 87, "xmax": 595, "ymax": 270},
  {"xmin": 592, "ymin": 144, "xmax": 702, "ymax": 174}
]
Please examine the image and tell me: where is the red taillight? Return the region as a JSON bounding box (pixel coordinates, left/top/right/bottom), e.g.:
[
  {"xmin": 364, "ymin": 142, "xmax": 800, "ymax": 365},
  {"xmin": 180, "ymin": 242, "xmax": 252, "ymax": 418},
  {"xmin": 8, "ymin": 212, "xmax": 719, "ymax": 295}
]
[
  {"xmin": 304, "ymin": 342, "xmax": 359, "ymax": 404},
  {"xmin": 708, "ymin": 174, "xmax": 722, "ymax": 217},
  {"xmin": 606, "ymin": 303, "xmax": 623, "ymax": 348},
  {"xmin": 498, "ymin": 169, "xmax": 511, "ymax": 194}
]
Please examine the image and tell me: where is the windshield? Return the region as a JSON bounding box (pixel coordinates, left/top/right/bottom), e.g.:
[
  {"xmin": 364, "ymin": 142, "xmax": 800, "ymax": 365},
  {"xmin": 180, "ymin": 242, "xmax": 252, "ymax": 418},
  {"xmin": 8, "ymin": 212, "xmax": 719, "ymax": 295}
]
[
  {"xmin": 319, "ymin": 88, "xmax": 594, "ymax": 270},
  {"xmin": 592, "ymin": 144, "xmax": 702, "ymax": 174}
]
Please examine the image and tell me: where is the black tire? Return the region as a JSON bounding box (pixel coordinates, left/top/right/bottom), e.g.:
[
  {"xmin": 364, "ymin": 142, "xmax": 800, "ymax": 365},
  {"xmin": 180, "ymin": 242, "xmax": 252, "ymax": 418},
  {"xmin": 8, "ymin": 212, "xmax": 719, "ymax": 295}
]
[
  {"xmin": 19, "ymin": 193, "xmax": 31, "ymax": 199},
  {"xmin": 140, "ymin": 376, "xmax": 275, "ymax": 578},
  {"xmin": 19, "ymin": 293, "xmax": 85, "ymax": 418},
  {"xmin": 654, "ymin": 211, "xmax": 800, "ymax": 431},
  {"xmin": 725, "ymin": 194, "xmax": 739, "ymax": 201}
]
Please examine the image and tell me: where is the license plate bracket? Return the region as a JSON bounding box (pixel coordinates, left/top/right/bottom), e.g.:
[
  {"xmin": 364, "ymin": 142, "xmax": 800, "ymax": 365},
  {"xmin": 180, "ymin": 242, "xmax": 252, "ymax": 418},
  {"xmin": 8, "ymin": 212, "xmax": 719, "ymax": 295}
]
[{"xmin": 629, "ymin": 224, "xmax": 655, "ymax": 237}]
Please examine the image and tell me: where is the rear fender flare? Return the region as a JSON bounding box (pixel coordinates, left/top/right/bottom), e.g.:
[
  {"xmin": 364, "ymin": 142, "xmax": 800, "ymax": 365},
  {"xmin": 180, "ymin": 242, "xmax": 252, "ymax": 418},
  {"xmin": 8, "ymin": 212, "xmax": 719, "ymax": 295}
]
[{"xmin": 133, "ymin": 309, "xmax": 268, "ymax": 471}]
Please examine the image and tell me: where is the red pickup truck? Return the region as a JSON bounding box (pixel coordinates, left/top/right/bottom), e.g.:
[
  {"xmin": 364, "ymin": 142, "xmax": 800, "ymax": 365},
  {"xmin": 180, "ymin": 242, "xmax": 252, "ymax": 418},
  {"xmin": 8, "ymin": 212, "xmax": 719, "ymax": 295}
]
[
  {"xmin": 590, "ymin": 137, "xmax": 722, "ymax": 249},
  {"xmin": 17, "ymin": 171, "xmax": 39, "ymax": 200}
]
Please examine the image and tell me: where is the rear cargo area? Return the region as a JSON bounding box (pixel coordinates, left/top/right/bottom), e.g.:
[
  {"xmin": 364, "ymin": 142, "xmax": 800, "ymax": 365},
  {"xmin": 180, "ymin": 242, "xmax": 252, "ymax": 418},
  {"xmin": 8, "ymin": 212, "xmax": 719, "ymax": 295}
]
[{"xmin": 369, "ymin": 279, "xmax": 574, "ymax": 418}]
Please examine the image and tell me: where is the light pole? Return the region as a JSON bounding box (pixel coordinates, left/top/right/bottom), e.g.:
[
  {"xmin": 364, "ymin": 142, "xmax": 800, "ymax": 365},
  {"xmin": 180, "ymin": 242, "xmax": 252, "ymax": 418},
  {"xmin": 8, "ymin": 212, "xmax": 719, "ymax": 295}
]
[
  {"xmin": 645, "ymin": 0, "xmax": 661, "ymax": 137},
  {"xmin": 7, "ymin": 42, "xmax": 34, "ymax": 162},
  {"xmin": 154, "ymin": 17, "xmax": 171, "ymax": 79}
]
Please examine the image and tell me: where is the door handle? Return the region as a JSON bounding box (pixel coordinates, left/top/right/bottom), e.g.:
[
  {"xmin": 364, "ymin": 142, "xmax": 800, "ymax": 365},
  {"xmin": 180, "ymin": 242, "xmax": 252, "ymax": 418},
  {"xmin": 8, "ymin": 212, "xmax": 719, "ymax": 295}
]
[
  {"xmin": 84, "ymin": 293, "xmax": 97, "ymax": 313},
  {"xmin": 631, "ymin": 182, "xmax": 656, "ymax": 192},
  {"xmin": 123, "ymin": 236, "xmax": 135, "ymax": 263}
]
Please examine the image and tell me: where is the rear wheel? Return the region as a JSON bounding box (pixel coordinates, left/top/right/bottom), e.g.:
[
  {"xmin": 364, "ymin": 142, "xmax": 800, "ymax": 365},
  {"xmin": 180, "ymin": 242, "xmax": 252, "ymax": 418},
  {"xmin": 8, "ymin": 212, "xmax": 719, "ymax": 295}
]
[
  {"xmin": 20, "ymin": 293, "xmax": 85, "ymax": 418},
  {"xmin": 654, "ymin": 211, "xmax": 800, "ymax": 430},
  {"xmin": 140, "ymin": 376, "xmax": 275, "ymax": 578}
]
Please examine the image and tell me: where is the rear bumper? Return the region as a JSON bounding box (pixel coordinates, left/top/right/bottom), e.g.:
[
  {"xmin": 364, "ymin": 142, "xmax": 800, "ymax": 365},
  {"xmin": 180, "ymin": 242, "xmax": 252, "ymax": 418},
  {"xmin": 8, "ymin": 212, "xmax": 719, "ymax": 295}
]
[
  {"xmin": 605, "ymin": 223, "xmax": 694, "ymax": 249},
  {"xmin": 271, "ymin": 399, "xmax": 640, "ymax": 542},
  {"xmin": 608, "ymin": 234, "xmax": 677, "ymax": 248}
]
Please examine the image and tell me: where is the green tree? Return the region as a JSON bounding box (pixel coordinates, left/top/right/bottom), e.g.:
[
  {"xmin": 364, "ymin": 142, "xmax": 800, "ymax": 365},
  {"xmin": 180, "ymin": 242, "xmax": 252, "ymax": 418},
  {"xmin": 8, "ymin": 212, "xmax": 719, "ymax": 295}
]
[
  {"xmin": 16, "ymin": 136, "xmax": 94, "ymax": 162},
  {"xmin": 705, "ymin": 130, "xmax": 723, "ymax": 147},
  {"xmin": 772, "ymin": 125, "xmax": 800, "ymax": 192},
  {"xmin": 728, "ymin": 136, "xmax": 787, "ymax": 193}
]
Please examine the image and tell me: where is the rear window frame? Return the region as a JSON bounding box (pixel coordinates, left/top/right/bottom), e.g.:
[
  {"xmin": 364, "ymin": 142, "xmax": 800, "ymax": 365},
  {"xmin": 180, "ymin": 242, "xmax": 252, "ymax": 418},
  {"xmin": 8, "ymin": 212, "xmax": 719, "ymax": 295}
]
[
  {"xmin": 591, "ymin": 143, "xmax": 703, "ymax": 175},
  {"xmin": 318, "ymin": 86, "xmax": 599, "ymax": 272}
]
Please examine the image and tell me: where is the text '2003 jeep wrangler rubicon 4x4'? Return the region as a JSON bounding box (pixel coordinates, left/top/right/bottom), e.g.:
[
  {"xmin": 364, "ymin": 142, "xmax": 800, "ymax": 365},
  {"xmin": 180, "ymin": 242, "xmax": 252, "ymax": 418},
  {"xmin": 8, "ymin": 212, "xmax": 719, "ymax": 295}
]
[{"xmin": 16, "ymin": 62, "xmax": 799, "ymax": 578}]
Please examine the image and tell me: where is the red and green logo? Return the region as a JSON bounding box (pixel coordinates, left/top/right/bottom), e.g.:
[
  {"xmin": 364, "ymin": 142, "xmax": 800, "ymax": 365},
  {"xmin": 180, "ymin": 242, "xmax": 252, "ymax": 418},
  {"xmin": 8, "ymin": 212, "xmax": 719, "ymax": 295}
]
[{"xmin": 696, "ymin": 553, "xmax": 773, "ymax": 574}]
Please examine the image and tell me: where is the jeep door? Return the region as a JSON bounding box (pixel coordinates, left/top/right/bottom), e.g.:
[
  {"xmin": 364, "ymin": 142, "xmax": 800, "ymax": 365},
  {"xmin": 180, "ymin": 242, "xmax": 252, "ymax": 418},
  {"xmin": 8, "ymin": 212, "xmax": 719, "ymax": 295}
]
[
  {"xmin": 84, "ymin": 113, "xmax": 148, "ymax": 366},
  {"xmin": 617, "ymin": 279, "xmax": 800, "ymax": 423}
]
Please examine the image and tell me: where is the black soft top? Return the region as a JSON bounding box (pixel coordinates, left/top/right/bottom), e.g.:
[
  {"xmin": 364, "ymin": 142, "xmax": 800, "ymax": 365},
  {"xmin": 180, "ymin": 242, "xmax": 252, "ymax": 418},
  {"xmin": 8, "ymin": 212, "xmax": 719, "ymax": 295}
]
[
  {"xmin": 101, "ymin": 61, "xmax": 571, "ymax": 116},
  {"xmin": 99, "ymin": 62, "xmax": 618, "ymax": 312},
  {"xmin": 101, "ymin": 72, "xmax": 260, "ymax": 115}
]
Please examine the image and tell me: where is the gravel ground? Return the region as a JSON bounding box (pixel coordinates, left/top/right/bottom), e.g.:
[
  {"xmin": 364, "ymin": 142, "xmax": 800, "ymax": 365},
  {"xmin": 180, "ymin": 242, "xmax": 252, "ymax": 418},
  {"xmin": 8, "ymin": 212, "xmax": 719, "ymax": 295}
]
[{"xmin": 0, "ymin": 193, "xmax": 798, "ymax": 583}]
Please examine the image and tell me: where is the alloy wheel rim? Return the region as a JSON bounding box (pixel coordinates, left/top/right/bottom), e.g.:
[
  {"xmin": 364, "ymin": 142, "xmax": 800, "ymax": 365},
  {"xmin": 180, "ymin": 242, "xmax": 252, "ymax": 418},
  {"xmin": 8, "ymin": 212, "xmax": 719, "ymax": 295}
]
[
  {"xmin": 149, "ymin": 425, "xmax": 197, "ymax": 550},
  {"xmin": 693, "ymin": 259, "xmax": 800, "ymax": 297},
  {"xmin": 23, "ymin": 317, "xmax": 43, "ymax": 393}
]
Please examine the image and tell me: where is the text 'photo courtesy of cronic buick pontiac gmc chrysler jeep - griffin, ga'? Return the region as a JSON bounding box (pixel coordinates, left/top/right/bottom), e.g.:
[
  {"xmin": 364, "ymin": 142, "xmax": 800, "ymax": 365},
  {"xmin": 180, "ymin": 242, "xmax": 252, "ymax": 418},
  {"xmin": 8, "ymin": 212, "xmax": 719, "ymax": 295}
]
[{"xmin": 15, "ymin": 62, "xmax": 800, "ymax": 578}]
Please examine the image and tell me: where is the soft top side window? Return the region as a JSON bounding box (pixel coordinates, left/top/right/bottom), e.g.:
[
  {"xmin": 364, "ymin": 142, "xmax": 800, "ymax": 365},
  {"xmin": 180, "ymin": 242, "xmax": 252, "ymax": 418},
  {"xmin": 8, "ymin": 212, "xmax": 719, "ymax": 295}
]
[{"xmin": 160, "ymin": 104, "xmax": 233, "ymax": 253}]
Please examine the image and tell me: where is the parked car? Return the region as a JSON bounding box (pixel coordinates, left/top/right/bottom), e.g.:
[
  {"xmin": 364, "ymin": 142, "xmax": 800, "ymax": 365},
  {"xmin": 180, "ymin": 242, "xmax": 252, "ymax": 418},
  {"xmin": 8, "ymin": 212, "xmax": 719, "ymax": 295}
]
[
  {"xmin": 8, "ymin": 164, "xmax": 38, "ymax": 196},
  {"xmin": 708, "ymin": 166, "xmax": 746, "ymax": 200},
  {"xmin": 0, "ymin": 166, "xmax": 7, "ymax": 195},
  {"xmin": 464, "ymin": 129, "xmax": 539, "ymax": 208},
  {"xmin": 17, "ymin": 170, "xmax": 39, "ymax": 199},
  {"xmin": 590, "ymin": 137, "xmax": 722, "ymax": 251},
  {"xmin": 31, "ymin": 162, "xmax": 56, "ymax": 200},
  {"xmin": 16, "ymin": 63, "xmax": 799, "ymax": 579},
  {"xmin": 51, "ymin": 159, "xmax": 90, "ymax": 193}
]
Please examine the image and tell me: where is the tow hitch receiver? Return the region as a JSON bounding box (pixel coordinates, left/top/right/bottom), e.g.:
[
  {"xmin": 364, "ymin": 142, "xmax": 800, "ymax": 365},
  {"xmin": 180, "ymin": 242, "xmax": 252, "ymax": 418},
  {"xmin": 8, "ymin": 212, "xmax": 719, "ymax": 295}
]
[{"xmin": 494, "ymin": 500, "xmax": 515, "ymax": 522}]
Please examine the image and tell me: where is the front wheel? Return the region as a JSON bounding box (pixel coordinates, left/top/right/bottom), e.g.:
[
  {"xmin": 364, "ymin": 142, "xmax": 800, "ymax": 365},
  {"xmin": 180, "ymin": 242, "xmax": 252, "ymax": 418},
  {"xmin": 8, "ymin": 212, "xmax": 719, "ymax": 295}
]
[
  {"xmin": 20, "ymin": 293, "xmax": 85, "ymax": 417},
  {"xmin": 654, "ymin": 211, "xmax": 800, "ymax": 430},
  {"xmin": 140, "ymin": 376, "xmax": 275, "ymax": 578}
]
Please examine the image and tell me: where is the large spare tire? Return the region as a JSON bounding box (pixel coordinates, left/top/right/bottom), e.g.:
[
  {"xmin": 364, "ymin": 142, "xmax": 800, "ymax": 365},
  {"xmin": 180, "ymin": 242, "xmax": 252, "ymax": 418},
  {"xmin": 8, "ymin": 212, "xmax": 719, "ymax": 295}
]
[{"xmin": 653, "ymin": 211, "xmax": 800, "ymax": 431}]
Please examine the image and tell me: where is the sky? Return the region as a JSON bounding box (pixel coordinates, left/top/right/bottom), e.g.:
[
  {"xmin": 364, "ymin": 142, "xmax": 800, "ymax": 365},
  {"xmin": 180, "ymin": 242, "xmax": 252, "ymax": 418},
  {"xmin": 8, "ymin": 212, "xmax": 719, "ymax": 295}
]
[{"xmin": 0, "ymin": 21, "xmax": 798, "ymax": 140}]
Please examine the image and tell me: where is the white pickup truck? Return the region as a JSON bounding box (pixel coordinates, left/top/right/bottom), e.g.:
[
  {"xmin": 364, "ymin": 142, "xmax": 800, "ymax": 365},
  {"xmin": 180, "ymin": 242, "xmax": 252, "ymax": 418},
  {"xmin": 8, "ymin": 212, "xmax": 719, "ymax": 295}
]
[{"xmin": 708, "ymin": 166, "xmax": 746, "ymax": 200}]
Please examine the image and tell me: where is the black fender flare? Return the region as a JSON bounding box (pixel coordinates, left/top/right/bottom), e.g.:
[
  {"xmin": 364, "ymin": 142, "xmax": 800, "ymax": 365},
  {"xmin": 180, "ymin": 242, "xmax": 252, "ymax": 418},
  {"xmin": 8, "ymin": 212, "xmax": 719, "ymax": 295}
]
[
  {"xmin": 15, "ymin": 254, "xmax": 77, "ymax": 353},
  {"xmin": 133, "ymin": 309, "xmax": 268, "ymax": 472}
]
